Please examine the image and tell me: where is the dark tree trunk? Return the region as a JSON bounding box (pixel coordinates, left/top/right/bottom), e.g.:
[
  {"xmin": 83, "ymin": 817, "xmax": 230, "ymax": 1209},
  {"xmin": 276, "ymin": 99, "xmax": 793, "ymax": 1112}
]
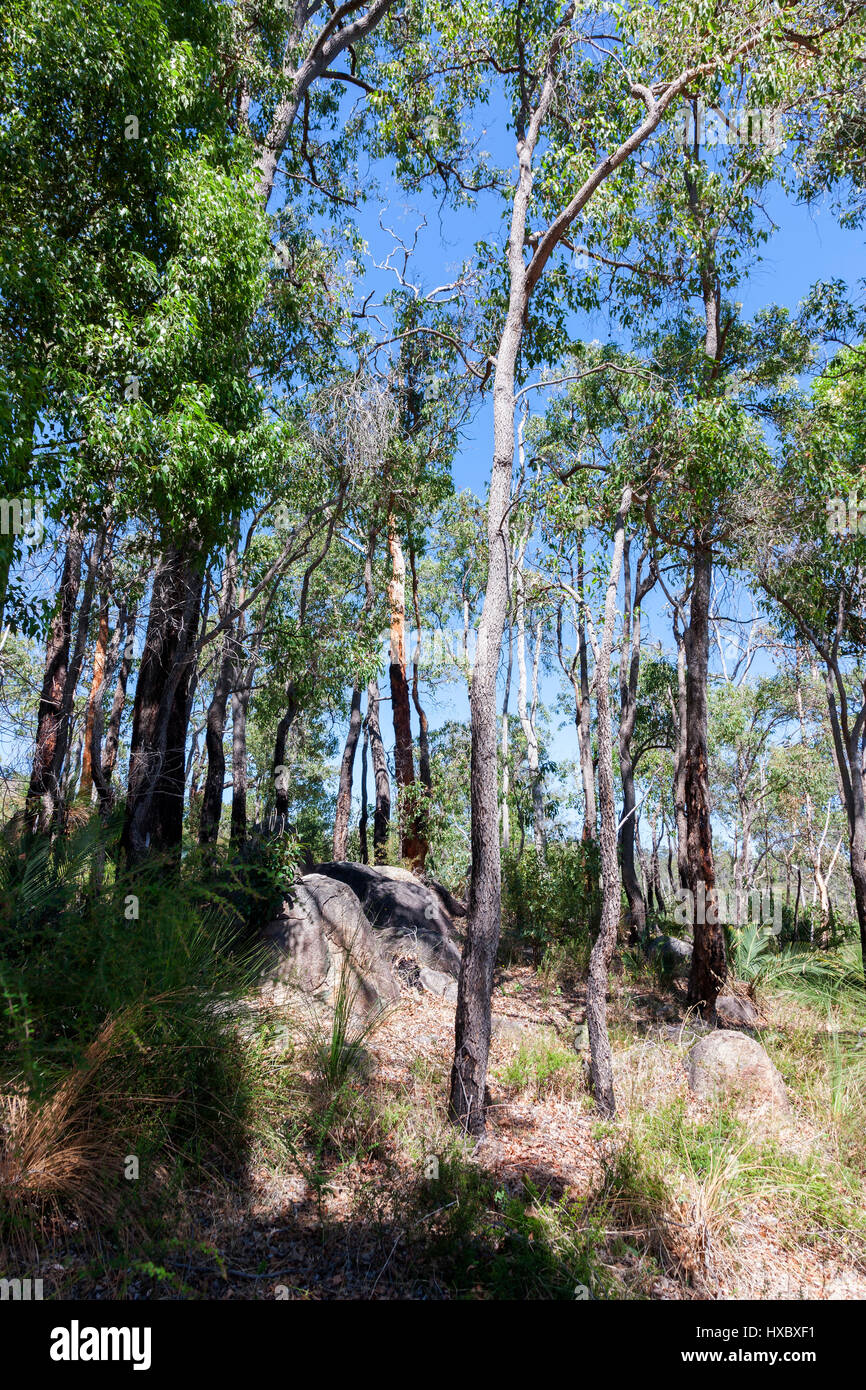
[
  {"xmin": 388, "ymin": 515, "xmax": 424, "ymax": 866},
  {"xmin": 151, "ymin": 648, "xmax": 198, "ymax": 853},
  {"xmin": 359, "ymin": 717, "xmax": 370, "ymax": 864},
  {"xmin": 685, "ymin": 542, "xmax": 726, "ymax": 1015},
  {"xmin": 821, "ymin": 660, "xmax": 866, "ymax": 978},
  {"xmin": 366, "ymin": 677, "xmax": 390, "ymax": 863},
  {"xmin": 122, "ymin": 547, "xmax": 204, "ymax": 865},
  {"xmin": 272, "ymin": 685, "xmax": 299, "ymax": 830},
  {"xmin": 27, "ymin": 528, "xmax": 84, "ymax": 831}
]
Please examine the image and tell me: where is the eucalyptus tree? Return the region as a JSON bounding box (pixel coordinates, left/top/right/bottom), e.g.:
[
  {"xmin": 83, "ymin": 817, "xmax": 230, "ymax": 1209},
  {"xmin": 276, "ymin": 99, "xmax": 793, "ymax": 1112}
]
[{"xmin": 754, "ymin": 348, "xmax": 866, "ymax": 975}]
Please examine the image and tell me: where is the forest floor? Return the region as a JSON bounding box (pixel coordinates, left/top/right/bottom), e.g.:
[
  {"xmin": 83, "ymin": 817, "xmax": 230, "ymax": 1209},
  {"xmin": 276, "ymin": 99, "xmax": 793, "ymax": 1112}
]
[{"xmin": 46, "ymin": 949, "xmax": 866, "ymax": 1301}]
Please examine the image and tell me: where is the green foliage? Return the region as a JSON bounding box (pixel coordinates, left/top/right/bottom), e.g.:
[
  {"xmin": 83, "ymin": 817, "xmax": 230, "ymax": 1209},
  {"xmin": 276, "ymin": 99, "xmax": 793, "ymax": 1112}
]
[
  {"xmin": 424, "ymin": 1159, "xmax": 613, "ymax": 1299},
  {"xmin": 501, "ymin": 841, "xmax": 600, "ymax": 966},
  {"xmin": 0, "ymin": 819, "xmax": 274, "ymax": 1208}
]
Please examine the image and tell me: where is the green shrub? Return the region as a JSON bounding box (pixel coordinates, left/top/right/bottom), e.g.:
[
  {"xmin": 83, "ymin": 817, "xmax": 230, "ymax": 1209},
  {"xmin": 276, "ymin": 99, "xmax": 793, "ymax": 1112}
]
[{"xmin": 501, "ymin": 840, "xmax": 600, "ymax": 966}]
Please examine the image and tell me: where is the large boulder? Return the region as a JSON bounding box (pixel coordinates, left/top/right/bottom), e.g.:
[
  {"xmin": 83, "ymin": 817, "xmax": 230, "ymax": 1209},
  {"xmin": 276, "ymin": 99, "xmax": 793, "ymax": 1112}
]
[
  {"xmin": 262, "ymin": 873, "xmax": 400, "ymax": 1012},
  {"xmin": 312, "ymin": 861, "xmax": 463, "ymax": 977},
  {"xmin": 686, "ymin": 1030, "xmax": 790, "ymax": 1116}
]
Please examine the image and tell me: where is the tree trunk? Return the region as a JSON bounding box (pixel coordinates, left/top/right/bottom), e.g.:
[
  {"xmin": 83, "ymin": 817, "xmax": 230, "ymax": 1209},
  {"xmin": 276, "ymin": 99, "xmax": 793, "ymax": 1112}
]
[
  {"xmin": 367, "ymin": 677, "xmax": 390, "ymax": 863},
  {"xmin": 333, "ymin": 528, "xmax": 378, "ymax": 859},
  {"xmin": 79, "ymin": 594, "xmax": 109, "ymax": 803},
  {"xmin": 408, "ymin": 533, "xmax": 431, "ymax": 870},
  {"xmin": 576, "ymin": 553, "xmax": 597, "ymax": 843},
  {"xmin": 685, "ymin": 542, "xmax": 726, "ymax": 1015},
  {"xmin": 271, "ymin": 685, "xmax": 299, "ymax": 831},
  {"xmin": 122, "ymin": 547, "xmax": 204, "ymax": 864},
  {"xmin": 27, "ymin": 527, "xmax": 84, "ymax": 831},
  {"xmin": 516, "ymin": 541, "xmax": 545, "ymax": 855},
  {"xmin": 359, "ymin": 717, "xmax": 370, "ymax": 864},
  {"xmin": 229, "ymin": 608, "xmax": 251, "ymax": 846},
  {"xmin": 388, "ymin": 514, "xmax": 424, "ymax": 866},
  {"xmin": 449, "ymin": 197, "xmax": 525, "ymax": 1135},
  {"xmin": 672, "ymin": 609, "xmax": 690, "ymax": 889},
  {"xmin": 501, "ymin": 621, "xmax": 513, "ymax": 851},
  {"xmin": 199, "ymin": 543, "xmax": 239, "ymax": 845},
  {"xmin": 587, "ymin": 488, "xmax": 631, "ymax": 1118},
  {"xmin": 96, "ymin": 603, "xmax": 137, "ymax": 812},
  {"xmin": 617, "ymin": 541, "xmax": 655, "ymax": 941}
]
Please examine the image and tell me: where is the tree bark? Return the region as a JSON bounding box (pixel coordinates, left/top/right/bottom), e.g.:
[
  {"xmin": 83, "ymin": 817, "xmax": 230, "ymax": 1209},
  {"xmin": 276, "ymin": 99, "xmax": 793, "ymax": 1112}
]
[
  {"xmin": 588, "ymin": 487, "xmax": 631, "ymax": 1118},
  {"xmin": 367, "ymin": 677, "xmax": 390, "ymax": 863},
  {"xmin": 122, "ymin": 547, "xmax": 204, "ymax": 864},
  {"xmin": 388, "ymin": 513, "xmax": 424, "ymax": 866},
  {"xmin": 96, "ymin": 602, "xmax": 137, "ymax": 812},
  {"xmin": 685, "ymin": 542, "xmax": 726, "ymax": 1015},
  {"xmin": 408, "ymin": 532, "xmax": 431, "ymax": 869},
  {"xmin": 27, "ymin": 527, "xmax": 84, "ymax": 831},
  {"xmin": 199, "ymin": 542, "xmax": 239, "ymax": 845},
  {"xmin": 333, "ymin": 527, "xmax": 378, "ymax": 859},
  {"xmin": 515, "ymin": 537, "xmax": 545, "ymax": 856},
  {"xmin": 501, "ymin": 620, "xmax": 513, "ymax": 851},
  {"xmin": 617, "ymin": 541, "xmax": 655, "ymax": 941},
  {"xmin": 359, "ymin": 717, "xmax": 370, "ymax": 864},
  {"xmin": 229, "ymin": 608, "xmax": 250, "ymax": 846},
  {"xmin": 79, "ymin": 593, "xmax": 109, "ymax": 803}
]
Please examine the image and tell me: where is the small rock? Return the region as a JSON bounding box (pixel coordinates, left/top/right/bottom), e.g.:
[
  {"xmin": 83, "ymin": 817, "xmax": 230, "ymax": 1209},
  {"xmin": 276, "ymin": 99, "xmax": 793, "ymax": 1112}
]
[
  {"xmin": 418, "ymin": 966, "xmax": 459, "ymax": 1004},
  {"xmin": 715, "ymin": 993, "xmax": 759, "ymax": 1031},
  {"xmin": 491, "ymin": 1015, "xmax": 531, "ymax": 1041},
  {"xmin": 573, "ymin": 1023, "xmax": 590, "ymax": 1053}
]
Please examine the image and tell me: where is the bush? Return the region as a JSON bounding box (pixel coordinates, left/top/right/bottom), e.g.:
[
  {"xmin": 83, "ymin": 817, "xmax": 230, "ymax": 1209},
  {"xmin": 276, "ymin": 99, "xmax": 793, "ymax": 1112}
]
[
  {"xmin": 501, "ymin": 840, "xmax": 601, "ymax": 968},
  {"xmin": 0, "ymin": 819, "xmax": 279, "ymax": 1250}
]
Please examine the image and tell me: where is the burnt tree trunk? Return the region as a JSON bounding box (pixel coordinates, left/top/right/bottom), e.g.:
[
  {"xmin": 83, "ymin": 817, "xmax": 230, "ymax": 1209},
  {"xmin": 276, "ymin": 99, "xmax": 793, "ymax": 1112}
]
[
  {"xmin": 122, "ymin": 547, "xmax": 204, "ymax": 864},
  {"xmin": 366, "ymin": 677, "xmax": 391, "ymax": 863},
  {"xmin": 387, "ymin": 514, "xmax": 424, "ymax": 866}
]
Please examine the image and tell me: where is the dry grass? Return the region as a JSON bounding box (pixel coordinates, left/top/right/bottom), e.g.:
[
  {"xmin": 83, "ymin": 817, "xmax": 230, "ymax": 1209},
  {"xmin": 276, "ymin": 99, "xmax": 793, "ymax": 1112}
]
[{"xmin": 0, "ymin": 1016, "xmax": 130, "ymax": 1255}]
